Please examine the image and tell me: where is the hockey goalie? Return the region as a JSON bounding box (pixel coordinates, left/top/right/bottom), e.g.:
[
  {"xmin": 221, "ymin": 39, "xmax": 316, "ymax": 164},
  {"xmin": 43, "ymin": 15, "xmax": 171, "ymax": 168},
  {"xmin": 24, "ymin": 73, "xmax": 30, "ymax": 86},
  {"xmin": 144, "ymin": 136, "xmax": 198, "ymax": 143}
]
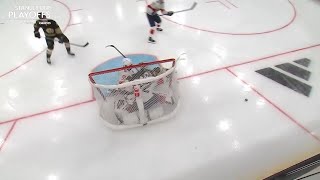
[
  {"xmin": 113, "ymin": 58, "xmax": 176, "ymax": 126},
  {"xmin": 89, "ymin": 57, "xmax": 179, "ymax": 129}
]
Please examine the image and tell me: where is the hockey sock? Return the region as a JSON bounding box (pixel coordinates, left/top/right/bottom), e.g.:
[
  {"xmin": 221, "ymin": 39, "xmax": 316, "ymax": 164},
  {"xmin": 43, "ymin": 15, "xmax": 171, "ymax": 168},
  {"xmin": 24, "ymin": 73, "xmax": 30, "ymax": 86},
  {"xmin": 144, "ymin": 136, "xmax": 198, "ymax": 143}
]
[
  {"xmin": 149, "ymin": 27, "xmax": 156, "ymax": 38},
  {"xmin": 47, "ymin": 49, "xmax": 52, "ymax": 59},
  {"xmin": 65, "ymin": 43, "xmax": 71, "ymax": 52}
]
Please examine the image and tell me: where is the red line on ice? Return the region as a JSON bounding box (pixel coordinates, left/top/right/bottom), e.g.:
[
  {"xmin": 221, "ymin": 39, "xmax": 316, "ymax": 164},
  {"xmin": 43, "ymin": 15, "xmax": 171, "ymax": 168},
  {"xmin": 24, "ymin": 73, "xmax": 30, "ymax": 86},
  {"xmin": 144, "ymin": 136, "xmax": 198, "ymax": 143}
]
[
  {"xmin": 163, "ymin": 0, "xmax": 296, "ymax": 35},
  {"xmin": 1, "ymin": 43, "xmax": 319, "ymax": 127},
  {"xmin": 0, "ymin": 121, "xmax": 17, "ymax": 152},
  {"xmin": 0, "ymin": 100, "xmax": 95, "ymax": 126},
  {"xmin": 178, "ymin": 44, "xmax": 320, "ymax": 80},
  {"xmin": 0, "ymin": 0, "xmax": 318, "ymax": 151},
  {"xmin": 226, "ymin": 68, "xmax": 320, "ymax": 143},
  {"xmin": 1, "ymin": 43, "xmax": 320, "ymax": 151},
  {"xmin": 0, "ymin": 0, "xmax": 72, "ymax": 79},
  {"xmin": 0, "ymin": 0, "xmax": 74, "ymax": 152}
]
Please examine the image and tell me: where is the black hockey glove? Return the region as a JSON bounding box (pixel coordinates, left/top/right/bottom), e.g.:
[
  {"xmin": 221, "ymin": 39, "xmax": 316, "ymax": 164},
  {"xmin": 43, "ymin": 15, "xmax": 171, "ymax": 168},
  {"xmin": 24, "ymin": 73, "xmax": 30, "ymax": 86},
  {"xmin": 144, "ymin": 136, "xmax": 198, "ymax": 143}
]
[
  {"xmin": 34, "ymin": 31, "xmax": 40, "ymax": 38},
  {"xmin": 166, "ymin": 11, "xmax": 174, "ymax": 16}
]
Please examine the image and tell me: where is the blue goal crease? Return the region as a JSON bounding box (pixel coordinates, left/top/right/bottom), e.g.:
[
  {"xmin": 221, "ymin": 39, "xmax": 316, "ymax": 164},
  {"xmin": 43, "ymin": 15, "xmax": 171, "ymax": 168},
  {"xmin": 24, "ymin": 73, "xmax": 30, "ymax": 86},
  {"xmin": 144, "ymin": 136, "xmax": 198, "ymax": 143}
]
[{"xmin": 92, "ymin": 54, "xmax": 158, "ymax": 85}]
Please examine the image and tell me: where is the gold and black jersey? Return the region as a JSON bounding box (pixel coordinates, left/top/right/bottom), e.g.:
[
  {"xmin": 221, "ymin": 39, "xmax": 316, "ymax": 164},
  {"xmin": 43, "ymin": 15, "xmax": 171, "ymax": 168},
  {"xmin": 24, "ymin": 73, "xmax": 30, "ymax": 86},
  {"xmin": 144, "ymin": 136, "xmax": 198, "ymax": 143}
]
[{"xmin": 34, "ymin": 19, "xmax": 62, "ymax": 37}]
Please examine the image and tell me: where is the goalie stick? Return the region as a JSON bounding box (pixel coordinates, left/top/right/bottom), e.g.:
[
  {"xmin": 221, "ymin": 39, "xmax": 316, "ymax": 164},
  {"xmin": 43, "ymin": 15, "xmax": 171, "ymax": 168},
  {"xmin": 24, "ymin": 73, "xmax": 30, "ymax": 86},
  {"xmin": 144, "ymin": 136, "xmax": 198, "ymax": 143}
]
[
  {"xmin": 105, "ymin": 44, "xmax": 144, "ymax": 76},
  {"xmin": 176, "ymin": 52, "xmax": 187, "ymax": 63},
  {"xmin": 160, "ymin": 2, "xmax": 197, "ymax": 16},
  {"xmin": 105, "ymin": 44, "xmax": 127, "ymax": 58}
]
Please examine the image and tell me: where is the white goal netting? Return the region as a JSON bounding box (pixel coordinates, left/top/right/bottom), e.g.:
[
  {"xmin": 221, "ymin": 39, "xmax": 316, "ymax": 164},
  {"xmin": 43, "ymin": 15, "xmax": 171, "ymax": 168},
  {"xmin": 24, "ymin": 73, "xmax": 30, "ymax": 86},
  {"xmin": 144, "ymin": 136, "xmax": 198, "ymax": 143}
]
[{"xmin": 88, "ymin": 58, "xmax": 180, "ymax": 129}]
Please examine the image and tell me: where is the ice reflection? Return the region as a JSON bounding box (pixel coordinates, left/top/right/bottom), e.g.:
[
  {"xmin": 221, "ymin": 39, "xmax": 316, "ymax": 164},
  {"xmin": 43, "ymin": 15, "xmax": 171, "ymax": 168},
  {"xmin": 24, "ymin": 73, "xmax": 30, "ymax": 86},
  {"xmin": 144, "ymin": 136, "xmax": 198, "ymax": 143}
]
[
  {"xmin": 217, "ymin": 120, "xmax": 232, "ymax": 132},
  {"xmin": 47, "ymin": 174, "xmax": 58, "ymax": 180}
]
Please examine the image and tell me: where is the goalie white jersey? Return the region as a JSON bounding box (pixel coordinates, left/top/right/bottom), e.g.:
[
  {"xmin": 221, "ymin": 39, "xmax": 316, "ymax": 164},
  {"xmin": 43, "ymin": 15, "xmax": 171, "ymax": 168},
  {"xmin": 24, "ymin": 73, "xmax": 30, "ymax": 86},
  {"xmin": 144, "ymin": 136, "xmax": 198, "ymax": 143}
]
[{"xmin": 118, "ymin": 68, "xmax": 140, "ymax": 84}]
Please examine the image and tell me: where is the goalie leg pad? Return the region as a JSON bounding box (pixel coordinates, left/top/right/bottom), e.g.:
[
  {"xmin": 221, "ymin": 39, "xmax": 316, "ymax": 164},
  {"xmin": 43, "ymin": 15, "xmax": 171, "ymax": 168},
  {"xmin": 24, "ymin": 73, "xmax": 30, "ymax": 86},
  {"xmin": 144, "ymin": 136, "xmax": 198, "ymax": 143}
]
[
  {"xmin": 148, "ymin": 106, "xmax": 164, "ymax": 120},
  {"xmin": 123, "ymin": 112, "xmax": 140, "ymax": 125}
]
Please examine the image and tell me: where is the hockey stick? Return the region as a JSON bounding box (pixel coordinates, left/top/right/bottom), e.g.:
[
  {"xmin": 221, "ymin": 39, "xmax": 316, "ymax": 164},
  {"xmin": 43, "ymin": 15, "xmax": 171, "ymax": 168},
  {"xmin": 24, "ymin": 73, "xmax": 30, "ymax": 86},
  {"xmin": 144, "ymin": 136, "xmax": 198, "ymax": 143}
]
[
  {"xmin": 70, "ymin": 42, "xmax": 89, "ymax": 47},
  {"xmin": 174, "ymin": 2, "xmax": 197, "ymax": 13},
  {"xmin": 41, "ymin": 36, "xmax": 89, "ymax": 47},
  {"xmin": 176, "ymin": 52, "xmax": 187, "ymax": 63},
  {"xmin": 105, "ymin": 44, "xmax": 144, "ymax": 80},
  {"xmin": 160, "ymin": 2, "xmax": 197, "ymax": 16},
  {"xmin": 105, "ymin": 45, "xmax": 127, "ymax": 58}
]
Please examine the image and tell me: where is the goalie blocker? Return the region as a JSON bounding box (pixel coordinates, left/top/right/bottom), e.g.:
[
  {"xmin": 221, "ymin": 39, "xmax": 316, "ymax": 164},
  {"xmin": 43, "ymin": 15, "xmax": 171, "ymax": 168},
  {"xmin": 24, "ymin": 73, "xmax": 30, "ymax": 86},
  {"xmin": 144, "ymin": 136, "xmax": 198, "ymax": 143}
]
[{"xmin": 89, "ymin": 58, "xmax": 180, "ymax": 129}]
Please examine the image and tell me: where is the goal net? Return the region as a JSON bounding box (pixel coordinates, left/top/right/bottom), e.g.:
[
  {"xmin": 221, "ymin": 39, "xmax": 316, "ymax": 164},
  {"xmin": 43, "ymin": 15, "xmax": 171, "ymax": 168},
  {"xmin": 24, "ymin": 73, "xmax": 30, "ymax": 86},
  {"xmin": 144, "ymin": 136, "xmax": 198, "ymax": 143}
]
[{"xmin": 88, "ymin": 58, "xmax": 180, "ymax": 129}]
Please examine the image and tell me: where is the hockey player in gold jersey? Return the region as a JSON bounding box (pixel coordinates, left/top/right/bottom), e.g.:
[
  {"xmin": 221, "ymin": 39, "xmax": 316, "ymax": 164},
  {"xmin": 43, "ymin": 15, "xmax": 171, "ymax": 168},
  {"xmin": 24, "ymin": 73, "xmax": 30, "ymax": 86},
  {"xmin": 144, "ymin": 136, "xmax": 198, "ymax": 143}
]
[{"xmin": 34, "ymin": 12, "xmax": 75, "ymax": 64}]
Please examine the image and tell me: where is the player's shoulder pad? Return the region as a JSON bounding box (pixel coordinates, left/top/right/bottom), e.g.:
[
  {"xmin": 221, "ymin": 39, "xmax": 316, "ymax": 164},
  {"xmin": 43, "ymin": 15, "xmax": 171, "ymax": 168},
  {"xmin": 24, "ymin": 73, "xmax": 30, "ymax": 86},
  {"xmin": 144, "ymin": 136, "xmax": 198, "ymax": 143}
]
[
  {"xmin": 47, "ymin": 19, "xmax": 58, "ymax": 25},
  {"xmin": 47, "ymin": 19, "xmax": 55, "ymax": 23}
]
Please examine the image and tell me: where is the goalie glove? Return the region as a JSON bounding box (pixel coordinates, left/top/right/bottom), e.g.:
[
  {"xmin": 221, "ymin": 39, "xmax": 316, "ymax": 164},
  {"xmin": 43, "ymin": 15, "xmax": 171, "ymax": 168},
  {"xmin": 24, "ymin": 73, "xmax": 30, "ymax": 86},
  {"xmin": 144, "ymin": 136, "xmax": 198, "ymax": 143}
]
[{"xmin": 166, "ymin": 11, "xmax": 174, "ymax": 16}]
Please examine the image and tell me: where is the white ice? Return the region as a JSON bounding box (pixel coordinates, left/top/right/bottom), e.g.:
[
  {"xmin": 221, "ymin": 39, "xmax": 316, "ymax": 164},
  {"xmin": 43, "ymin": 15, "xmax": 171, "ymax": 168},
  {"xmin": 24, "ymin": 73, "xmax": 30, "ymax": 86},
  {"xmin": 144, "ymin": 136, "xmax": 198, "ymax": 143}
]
[{"xmin": 0, "ymin": 0, "xmax": 320, "ymax": 179}]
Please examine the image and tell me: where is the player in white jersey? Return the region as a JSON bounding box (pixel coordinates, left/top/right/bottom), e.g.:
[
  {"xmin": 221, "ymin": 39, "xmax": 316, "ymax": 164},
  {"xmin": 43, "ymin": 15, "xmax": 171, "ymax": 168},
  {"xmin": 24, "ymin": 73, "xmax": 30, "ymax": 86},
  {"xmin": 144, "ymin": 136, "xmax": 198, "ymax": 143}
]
[
  {"xmin": 115, "ymin": 58, "xmax": 138, "ymax": 122},
  {"xmin": 116, "ymin": 58, "xmax": 146, "ymax": 124},
  {"xmin": 118, "ymin": 58, "xmax": 140, "ymax": 84},
  {"xmin": 115, "ymin": 58, "xmax": 172, "ymax": 124},
  {"xmin": 146, "ymin": 0, "xmax": 174, "ymax": 43}
]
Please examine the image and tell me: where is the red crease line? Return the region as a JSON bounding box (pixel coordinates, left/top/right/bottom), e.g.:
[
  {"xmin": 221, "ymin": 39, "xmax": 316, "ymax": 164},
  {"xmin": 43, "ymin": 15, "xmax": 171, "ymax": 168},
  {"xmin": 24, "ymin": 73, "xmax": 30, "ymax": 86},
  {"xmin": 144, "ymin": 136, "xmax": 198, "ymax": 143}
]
[{"xmin": 1, "ymin": 44, "xmax": 320, "ymax": 127}]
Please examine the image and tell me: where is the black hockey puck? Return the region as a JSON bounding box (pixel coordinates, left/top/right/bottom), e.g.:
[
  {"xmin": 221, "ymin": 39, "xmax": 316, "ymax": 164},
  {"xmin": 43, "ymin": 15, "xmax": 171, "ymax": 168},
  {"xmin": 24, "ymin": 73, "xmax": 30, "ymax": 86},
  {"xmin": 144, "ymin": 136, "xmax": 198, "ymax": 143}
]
[{"xmin": 245, "ymin": 98, "xmax": 248, "ymax": 102}]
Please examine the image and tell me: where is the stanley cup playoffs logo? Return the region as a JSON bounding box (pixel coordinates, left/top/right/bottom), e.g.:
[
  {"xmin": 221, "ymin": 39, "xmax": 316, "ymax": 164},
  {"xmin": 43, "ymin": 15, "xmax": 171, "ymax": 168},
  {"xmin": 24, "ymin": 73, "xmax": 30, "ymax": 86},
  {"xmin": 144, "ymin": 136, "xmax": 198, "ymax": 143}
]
[{"xmin": 5, "ymin": 0, "xmax": 52, "ymax": 22}]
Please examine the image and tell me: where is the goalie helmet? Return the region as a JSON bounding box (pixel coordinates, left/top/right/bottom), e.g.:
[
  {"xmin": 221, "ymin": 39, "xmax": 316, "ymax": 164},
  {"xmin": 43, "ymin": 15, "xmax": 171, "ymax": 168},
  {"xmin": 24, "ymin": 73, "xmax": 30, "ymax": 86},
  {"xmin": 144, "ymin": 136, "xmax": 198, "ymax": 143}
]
[{"xmin": 123, "ymin": 58, "xmax": 132, "ymax": 66}]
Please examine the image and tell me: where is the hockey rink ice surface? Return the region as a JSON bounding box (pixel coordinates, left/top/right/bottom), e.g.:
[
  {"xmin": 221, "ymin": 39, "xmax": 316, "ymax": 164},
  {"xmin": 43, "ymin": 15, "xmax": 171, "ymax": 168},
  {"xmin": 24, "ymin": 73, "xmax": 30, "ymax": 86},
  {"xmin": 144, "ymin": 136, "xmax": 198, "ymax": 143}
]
[{"xmin": 0, "ymin": 0, "xmax": 320, "ymax": 179}]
